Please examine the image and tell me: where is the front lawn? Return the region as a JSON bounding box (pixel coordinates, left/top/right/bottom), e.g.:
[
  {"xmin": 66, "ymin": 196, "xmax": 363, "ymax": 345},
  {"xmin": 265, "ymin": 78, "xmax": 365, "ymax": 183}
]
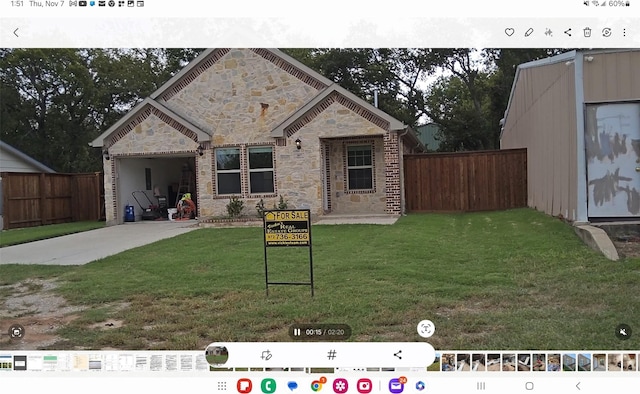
[
  {"xmin": 0, "ymin": 208, "xmax": 637, "ymax": 351},
  {"xmin": 0, "ymin": 221, "xmax": 105, "ymax": 247}
]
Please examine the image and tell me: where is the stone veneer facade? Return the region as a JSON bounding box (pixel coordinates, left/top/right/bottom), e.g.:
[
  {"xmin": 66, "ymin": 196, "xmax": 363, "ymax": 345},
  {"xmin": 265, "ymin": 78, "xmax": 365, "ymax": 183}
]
[{"xmin": 103, "ymin": 49, "xmax": 406, "ymax": 223}]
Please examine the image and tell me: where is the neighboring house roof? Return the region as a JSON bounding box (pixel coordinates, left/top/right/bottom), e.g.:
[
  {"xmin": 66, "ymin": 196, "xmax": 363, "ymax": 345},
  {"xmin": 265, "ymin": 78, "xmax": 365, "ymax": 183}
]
[
  {"xmin": 91, "ymin": 48, "xmax": 412, "ymax": 148},
  {"xmin": 0, "ymin": 140, "xmax": 55, "ymax": 173},
  {"xmin": 416, "ymin": 123, "xmax": 441, "ymax": 151}
]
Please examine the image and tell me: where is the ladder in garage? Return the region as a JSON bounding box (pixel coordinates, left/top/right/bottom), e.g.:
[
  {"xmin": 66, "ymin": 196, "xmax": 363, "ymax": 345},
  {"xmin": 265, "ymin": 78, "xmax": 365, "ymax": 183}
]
[{"xmin": 175, "ymin": 165, "xmax": 193, "ymax": 206}]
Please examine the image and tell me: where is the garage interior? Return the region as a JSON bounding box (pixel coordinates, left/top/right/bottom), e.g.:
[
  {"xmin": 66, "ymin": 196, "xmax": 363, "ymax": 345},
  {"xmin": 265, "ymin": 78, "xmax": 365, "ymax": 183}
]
[{"xmin": 116, "ymin": 155, "xmax": 197, "ymax": 223}]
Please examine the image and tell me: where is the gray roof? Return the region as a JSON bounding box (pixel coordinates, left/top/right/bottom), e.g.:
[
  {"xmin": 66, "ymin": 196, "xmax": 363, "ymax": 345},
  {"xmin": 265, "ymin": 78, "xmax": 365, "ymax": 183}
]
[{"xmin": 0, "ymin": 140, "xmax": 56, "ymax": 173}]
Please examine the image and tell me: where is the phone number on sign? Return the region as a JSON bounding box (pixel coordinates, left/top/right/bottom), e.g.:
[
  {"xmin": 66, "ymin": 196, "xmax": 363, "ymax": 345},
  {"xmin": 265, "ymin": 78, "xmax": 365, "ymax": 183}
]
[{"xmin": 265, "ymin": 233, "xmax": 309, "ymax": 241}]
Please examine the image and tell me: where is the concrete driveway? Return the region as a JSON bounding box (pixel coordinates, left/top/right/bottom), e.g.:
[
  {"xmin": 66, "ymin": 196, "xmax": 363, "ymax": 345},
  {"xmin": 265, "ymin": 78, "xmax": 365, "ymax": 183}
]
[{"xmin": 0, "ymin": 221, "xmax": 199, "ymax": 265}]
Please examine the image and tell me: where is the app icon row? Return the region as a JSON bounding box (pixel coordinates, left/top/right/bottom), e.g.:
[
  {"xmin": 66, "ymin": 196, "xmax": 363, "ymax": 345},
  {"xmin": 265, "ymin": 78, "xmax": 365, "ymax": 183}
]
[{"xmin": 233, "ymin": 376, "xmax": 424, "ymax": 394}]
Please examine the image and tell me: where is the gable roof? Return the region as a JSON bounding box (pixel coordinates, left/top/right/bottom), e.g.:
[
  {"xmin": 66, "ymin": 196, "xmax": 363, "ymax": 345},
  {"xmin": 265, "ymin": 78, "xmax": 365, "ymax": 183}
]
[
  {"xmin": 271, "ymin": 83, "xmax": 406, "ymax": 138},
  {"xmin": 0, "ymin": 140, "xmax": 56, "ymax": 173},
  {"xmin": 150, "ymin": 48, "xmax": 335, "ymax": 102},
  {"xmin": 90, "ymin": 98, "xmax": 210, "ymax": 148},
  {"xmin": 93, "ymin": 48, "xmax": 409, "ymax": 148}
]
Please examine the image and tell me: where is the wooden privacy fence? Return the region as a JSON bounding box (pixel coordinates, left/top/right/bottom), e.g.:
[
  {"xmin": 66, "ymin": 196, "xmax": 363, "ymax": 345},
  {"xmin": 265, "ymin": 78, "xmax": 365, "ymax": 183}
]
[
  {"xmin": 403, "ymin": 149, "xmax": 527, "ymax": 212},
  {"xmin": 1, "ymin": 172, "xmax": 104, "ymax": 230}
]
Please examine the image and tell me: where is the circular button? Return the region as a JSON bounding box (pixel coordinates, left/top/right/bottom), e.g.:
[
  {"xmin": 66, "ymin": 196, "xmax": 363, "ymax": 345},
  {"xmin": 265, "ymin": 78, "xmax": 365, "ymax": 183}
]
[
  {"xmin": 615, "ymin": 324, "xmax": 632, "ymax": 340},
  {"xmin": 417, "ymin": 319, "xmax": 435, "ymax": 338},
  {"xmin": 9, "ymin": 324, "xmax": 25, "ymax": 340}
]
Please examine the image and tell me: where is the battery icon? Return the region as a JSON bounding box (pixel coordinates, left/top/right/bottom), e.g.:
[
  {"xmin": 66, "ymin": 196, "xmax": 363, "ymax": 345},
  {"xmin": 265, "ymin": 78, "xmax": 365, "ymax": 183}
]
[{"xmin": 584, "ymin": 27, "xmax": 592, "ymax": 37}]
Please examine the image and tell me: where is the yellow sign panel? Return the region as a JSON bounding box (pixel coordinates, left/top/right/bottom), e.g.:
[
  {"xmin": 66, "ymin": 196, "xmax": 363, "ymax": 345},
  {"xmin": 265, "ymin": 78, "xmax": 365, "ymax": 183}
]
[
  {"xmin": 264, "ymin": 209, "xmax": 311, "ymax": 247},
  {"xmin": 264, "ymin": 210, "xmax": 309, "ymax": 222},
  {"xmin": 265, "ymin": 233, "xmax": 310, "ymax": 242}
]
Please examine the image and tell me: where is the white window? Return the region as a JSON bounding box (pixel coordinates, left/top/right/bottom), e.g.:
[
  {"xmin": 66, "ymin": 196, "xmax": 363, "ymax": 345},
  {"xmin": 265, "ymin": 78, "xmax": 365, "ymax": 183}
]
[
  {"xmin": 347, "ymin": 144, "xmax": 373, "ymax": 190},
  {"xmin": 247, "ymin": 146, "xmax": 274, "ymax": 194},
  {"xmin": 215, "ymin": 147, "xmax": 241, "ymax": 195}
]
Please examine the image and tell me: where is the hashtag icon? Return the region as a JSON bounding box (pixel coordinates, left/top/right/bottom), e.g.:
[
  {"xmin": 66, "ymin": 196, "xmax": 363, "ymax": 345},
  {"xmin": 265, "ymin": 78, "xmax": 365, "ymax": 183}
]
[{"xmin": 327, "ymin": 349, "xmax": 337, "ymax": 360}]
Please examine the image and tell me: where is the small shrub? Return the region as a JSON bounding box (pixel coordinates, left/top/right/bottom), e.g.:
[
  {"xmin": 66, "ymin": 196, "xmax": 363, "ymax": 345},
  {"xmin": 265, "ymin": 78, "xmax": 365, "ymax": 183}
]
[
  {"xmin": 226, "ymin": 196, "xmax": 244, "ymax": 217},
  {"xmin": 273, "ymin": 195, "xmax": 289, "ymax": 210},
  {"xmin": 255, "ymin": 198, "xmax": 266, "ymax": 217}
]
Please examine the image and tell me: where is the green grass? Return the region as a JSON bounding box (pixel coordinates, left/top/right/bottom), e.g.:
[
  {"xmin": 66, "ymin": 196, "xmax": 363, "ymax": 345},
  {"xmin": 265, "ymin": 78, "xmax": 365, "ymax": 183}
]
[
  {"xmin": 0, "ymin": 208, "xmax": 638, "ymax": 351},
  {"xmin": 0, "ymin": 221, "xmax": 105, "ymax": 247}
]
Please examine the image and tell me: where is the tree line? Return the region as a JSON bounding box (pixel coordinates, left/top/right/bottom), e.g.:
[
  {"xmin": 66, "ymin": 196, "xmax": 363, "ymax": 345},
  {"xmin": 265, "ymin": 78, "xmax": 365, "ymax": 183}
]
[{"xmin": 0, "ymin": 48, "xmax": 562, "ymax": 173}]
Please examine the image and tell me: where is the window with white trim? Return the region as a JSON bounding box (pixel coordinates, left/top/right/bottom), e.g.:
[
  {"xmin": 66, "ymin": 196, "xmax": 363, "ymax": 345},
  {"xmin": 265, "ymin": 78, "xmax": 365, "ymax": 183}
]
[
  {"xmin": 247, "ymin": 146, "xmax": 274, "ymax": 194},
  {"xmin": 347, "ymin": 144, "xmax": 373, "ymax": 190},
  {"xmin": 215, "ymin": 147, "xmax": 241, "ymax": 195}
]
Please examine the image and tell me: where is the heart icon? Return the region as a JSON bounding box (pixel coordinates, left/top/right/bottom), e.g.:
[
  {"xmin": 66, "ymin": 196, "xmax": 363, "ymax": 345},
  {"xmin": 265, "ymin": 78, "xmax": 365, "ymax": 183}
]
[{"xmin": 505, "ymin": 28, "xmax": 515, "ymax": 37}]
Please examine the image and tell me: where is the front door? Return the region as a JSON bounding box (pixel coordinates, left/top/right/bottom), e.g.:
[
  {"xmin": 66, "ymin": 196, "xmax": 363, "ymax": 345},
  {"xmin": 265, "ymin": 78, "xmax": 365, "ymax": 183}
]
[{"xmin": 585, "ymin": 102, "xmax": 640, "ymax": 218}]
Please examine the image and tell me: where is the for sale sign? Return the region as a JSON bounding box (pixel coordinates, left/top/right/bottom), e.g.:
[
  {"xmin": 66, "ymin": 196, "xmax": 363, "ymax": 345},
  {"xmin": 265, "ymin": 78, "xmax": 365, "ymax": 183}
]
[{"xmin": 264, "ymin": 210, "xmax": 311, "ymax": 247}]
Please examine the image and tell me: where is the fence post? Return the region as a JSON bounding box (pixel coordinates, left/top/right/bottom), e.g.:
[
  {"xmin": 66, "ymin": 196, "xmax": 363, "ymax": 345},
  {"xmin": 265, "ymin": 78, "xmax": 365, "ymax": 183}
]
[
  {"xmin": 39, "ymin": 173, "xmax": 46, "ymax": 226},
  {"xmin": 71, "ymin": 174, "xmax": 78, "ymax": 222},
  {"xmin": 1, "ymin": 173, "xmax": 7, "ymax": 230}
]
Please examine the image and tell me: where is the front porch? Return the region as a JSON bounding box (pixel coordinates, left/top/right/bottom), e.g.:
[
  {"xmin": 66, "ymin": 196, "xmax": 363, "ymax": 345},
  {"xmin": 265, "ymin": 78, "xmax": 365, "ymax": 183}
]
[{"xmin": 320, "ymin": 135, "xmax": 392, "ymax": 216}]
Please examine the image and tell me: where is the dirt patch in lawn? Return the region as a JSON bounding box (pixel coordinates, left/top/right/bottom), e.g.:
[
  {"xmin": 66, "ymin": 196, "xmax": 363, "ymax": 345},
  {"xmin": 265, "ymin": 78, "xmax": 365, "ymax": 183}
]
[
  {"xmin": 0, "ymin": 278, "xmax": 86, "ymax": 350},
  {"xmin": 597, "ymin": 224, "xmax": 640, "ymax": 259},
  {"xmin": 612, "ymin": 236, "xmax": 640, "ymax": 259}
]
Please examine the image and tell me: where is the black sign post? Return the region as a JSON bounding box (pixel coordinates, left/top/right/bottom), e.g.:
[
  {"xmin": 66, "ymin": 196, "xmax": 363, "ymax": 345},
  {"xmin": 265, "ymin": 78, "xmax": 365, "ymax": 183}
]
[{"xmin": 263, "ymin": 209, "xmax": 314, "ymax": 297}]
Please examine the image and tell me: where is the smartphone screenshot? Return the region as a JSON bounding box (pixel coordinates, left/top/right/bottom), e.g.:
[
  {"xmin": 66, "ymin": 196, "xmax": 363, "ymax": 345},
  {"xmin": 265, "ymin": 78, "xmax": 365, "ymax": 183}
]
[{"xmin": 1, "ymin": 1, "xmax": 639, "ymax": 392}]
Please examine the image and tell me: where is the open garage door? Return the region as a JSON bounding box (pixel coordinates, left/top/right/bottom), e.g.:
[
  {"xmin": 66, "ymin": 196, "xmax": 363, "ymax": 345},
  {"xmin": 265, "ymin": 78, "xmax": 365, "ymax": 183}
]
[{"xmin": 115, "ymin": 155, "xmax": 196, "ymax": 223}]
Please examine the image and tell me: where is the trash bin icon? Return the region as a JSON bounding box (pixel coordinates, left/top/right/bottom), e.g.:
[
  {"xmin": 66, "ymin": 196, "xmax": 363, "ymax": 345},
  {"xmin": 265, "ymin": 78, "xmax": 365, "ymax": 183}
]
[{"xmin": 584, "ymin": 27, "xmax": 592, "ymax": 37}]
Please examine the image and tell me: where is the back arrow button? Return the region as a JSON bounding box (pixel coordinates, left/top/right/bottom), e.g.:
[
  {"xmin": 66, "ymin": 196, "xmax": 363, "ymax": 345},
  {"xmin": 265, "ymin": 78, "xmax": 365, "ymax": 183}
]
[
  {"xmin": 14, "ymin": 28, "xmax": 19, "ymax": 37},
  {"xmin": 576, "ymin": 382, "xmax": 580, "ymax": 390},
  {"xmin": 564, "ymin": 28, "xmax": 572, "ymax": 37}
]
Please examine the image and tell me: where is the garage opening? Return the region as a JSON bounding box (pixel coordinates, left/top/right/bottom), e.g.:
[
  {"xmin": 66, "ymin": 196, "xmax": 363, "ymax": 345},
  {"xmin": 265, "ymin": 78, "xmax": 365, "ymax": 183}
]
[{"xmin": 116, "ymin": 155, "xmax": 197, "ymax": 223}]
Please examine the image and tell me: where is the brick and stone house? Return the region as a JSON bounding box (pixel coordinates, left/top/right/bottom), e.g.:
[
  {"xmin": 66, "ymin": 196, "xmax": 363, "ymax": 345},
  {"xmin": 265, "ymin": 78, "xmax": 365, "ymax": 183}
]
[{"xmin": 91, "ymin": 48, "xmax": 423, "ymax": 225}]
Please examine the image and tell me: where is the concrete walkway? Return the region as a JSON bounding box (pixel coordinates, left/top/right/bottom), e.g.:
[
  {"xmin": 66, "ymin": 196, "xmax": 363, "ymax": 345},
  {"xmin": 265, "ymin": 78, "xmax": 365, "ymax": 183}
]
[
  {"xmin": 0, "ymin": 221, "xmax": 199, "ymax": 265},
  {"xmin": 314, "ymin": 214, "xmax": 400, "ymax": 225}
]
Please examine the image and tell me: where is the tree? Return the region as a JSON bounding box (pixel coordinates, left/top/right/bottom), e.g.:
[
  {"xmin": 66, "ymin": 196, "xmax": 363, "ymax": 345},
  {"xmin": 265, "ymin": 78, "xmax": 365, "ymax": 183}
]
[
  {"xmin": 0, "ymin": 48, "xmax": 100, "ymax": 172},
  {"xmin": 282, "ymin": 48, "xmax": 439, "ymax": 128},
  {"xmin": 424, "ymin": 48, "xmax": 567, "ymax": 151},
  {"xmin": 0, "ymin": 48, "xmax": 203, "ymax": 172}
]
